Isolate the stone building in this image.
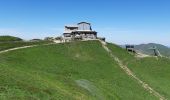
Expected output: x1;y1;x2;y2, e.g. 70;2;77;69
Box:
63;22;97;42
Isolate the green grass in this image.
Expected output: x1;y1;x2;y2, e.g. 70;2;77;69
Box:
0;36;22;42
0;41;156;100
0;41;52;51
108;43;170;99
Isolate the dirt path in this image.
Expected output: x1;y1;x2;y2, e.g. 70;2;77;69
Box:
0;40;166;99
0;43;55;54
99;40;166;100
135;50;150;58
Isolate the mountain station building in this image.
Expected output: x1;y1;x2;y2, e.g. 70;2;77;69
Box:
63;22;98;42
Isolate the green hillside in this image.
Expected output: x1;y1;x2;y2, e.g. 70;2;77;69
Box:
0;36;23;42
108;43;170;99
0;41;52;51
0;35;52;51
0;41;157;100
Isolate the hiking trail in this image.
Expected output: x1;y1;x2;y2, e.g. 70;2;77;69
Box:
0;43;55;54
99;40;166;100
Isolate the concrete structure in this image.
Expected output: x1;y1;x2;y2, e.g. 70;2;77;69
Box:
149;46;162;57
126;45;136;53
63;22;97;42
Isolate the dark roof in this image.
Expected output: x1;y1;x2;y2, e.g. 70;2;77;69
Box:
65;26;78;28
73;30;96;33
78;22;91;25
72;31;97;35
126;45;135;48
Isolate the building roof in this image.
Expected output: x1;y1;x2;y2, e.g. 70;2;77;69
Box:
63;22;96;34
64;30;97;33
78;22;91;25
64;30;73;33
75;30;96;32
65;25;78;28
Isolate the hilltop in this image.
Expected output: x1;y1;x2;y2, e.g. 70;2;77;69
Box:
0;40;170;100
0;36;52;51
0;36;23;42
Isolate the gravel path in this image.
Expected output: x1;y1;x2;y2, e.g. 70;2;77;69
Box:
100;40;166;100
0;40;166;100
0;43;56;54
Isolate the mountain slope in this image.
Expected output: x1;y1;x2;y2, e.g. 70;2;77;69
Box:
0;40;52;51
0;41;156;100
0;36;23;42
135;43;170;57
108;43;170;99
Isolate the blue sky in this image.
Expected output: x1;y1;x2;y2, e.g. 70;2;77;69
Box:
0;0;170;46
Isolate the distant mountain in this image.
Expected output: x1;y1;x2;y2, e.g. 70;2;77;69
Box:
135;43;170;57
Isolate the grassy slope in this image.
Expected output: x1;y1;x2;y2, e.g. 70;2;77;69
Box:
108;43;170;99
0;41;52;51
0;41;155;100
0;36;22;42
